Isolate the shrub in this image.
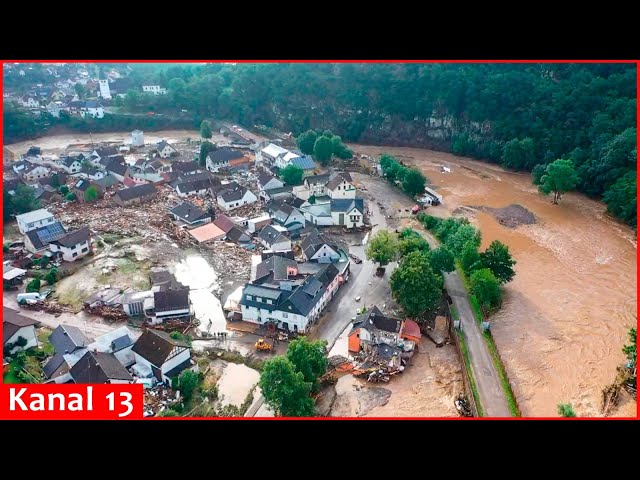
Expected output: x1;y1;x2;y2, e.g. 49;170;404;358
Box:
26;278;41;293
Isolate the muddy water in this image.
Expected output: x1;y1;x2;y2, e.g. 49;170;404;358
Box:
173;254;227;335
353;145;637;417
216;363;259;407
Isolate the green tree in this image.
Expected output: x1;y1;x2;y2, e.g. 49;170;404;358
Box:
11;184;41;214
84;185;98;203
469;268;502;311
460;241;482;274
50;174;61;189
402;169;427;197
539;159;580;204
280;164;304;186
390;251;442;317
199;140;216;167
296;129;318;155
286;337;328;391
3;188;14;220
39;256;50;268
434;218;462;243
331;135;353;159
502;137;536;170
74;83;87;100
44;268;57;285
480;240;516;284
259;356;314;417
158;409;180;417
531;163;547;185
557;403;577;418
65;192;76;202
313;136;333;165
200;120;213;139
398;234;430;258
59;185;69;194
175;370;200;401
603;171;636;227
622;327;636;370
446;223;481;257
26;278;41;293
366;230;399;266
428;246;455;273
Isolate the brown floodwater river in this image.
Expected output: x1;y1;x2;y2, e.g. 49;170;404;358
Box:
353;145;637;417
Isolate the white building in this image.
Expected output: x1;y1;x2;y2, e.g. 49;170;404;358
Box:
303;174;331;196
83;101;104;118
144;289;192;325
142;85;167;95
132;329;195;385
87;326;137;368
156;140;177;158
46;101;64;118
98;79;112;99
131;130;144;147
330;199;365;228
122;290;154;316
216;183;258;211
13;161;50;181
3;308;39;355
60;156;83;174
325;172;356;199
19;95;40;108
16;209;56;234
258;225;291;251
256;143;289;165
48;227;92;262
240;262;341;333
300;232;341;262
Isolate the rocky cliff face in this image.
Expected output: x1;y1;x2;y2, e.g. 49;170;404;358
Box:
266;106;488;151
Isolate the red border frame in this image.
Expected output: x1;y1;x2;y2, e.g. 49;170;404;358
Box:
1;59;638;420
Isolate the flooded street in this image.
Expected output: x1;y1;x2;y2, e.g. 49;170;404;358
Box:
5;129;201;156
353;145;637;417
216;363;259;407
173;254;227;335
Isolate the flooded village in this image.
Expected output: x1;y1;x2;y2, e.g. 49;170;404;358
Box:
2;63;636;419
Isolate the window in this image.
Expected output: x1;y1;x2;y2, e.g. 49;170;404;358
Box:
338;186;341;190
246;295;252;301
72;252;78;257
266;299;272;305
282;312;288;318
81;247;88;253
257;297;262;303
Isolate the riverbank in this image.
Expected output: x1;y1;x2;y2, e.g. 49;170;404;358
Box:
352;144;637;417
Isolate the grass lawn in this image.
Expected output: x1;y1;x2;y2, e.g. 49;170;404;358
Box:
3;360;21;384
37;328;55;356
483;330;521;417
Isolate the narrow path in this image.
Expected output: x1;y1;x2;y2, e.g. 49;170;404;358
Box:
416;226;511;416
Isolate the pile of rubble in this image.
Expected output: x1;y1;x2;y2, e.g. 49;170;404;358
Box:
83;305;129;323
199;242;253;281
19;300;72;315
351;349;407;383
143;384;181;417
49;186;181;243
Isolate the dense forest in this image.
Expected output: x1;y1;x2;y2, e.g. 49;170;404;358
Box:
4;63;637;225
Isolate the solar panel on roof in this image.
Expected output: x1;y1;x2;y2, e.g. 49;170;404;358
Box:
36;222;66;243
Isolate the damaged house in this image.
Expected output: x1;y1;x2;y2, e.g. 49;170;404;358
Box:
169;201;212;226
348;306;422;355
131;329;197;385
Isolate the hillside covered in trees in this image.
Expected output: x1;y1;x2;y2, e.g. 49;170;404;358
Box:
5;63;637;225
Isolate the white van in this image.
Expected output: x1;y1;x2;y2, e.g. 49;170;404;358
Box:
17;292;43;304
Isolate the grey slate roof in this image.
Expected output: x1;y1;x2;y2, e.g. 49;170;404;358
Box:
170;201;209;223
172;161;200;173
259;225;289;247
207;147;245;164
255;255;297;282
93;174;120;189
331;198;364;213
226;226;251;244
114;183;156;202
3;307;38;343
351;306;400;335
301;231;337;259
258;171;277;188
218;182;249;202
177;178;215;194
62;156;81;168
52;227;91;248
50;324;91;354
304;174;330;186
153;289;190;313
132;329;188;367
70;350;132;383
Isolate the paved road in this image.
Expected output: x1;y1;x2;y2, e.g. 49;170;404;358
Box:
412;213;511;416
444;272;511;417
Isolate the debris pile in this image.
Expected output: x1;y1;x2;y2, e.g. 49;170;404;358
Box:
454;393;473;417
84;305;129;323
143;384;181;417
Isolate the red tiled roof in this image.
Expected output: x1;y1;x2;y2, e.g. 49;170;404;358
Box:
401;319;421;339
